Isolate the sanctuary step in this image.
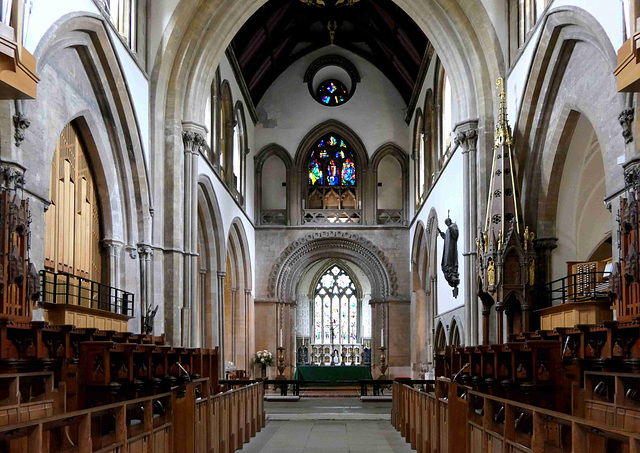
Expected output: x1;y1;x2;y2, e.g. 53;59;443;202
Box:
265;397;392;420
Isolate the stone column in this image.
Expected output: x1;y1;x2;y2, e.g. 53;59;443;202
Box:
230;288;237;361
454;122;479;346
103;240;123;290
200;268;208;347
217;271;226;378
534;237;558;293
182;123;206;346
244;289;252;372
137;245;153;333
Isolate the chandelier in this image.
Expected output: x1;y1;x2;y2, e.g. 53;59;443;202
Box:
299;0;361;7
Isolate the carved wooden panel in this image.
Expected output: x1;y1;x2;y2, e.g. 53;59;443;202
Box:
44;123;104;283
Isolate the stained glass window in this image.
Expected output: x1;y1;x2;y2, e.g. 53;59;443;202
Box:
308;134;356;186
313;266;359;345
316;80;348;106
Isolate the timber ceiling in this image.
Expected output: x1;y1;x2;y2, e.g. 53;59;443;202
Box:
230;0;430;106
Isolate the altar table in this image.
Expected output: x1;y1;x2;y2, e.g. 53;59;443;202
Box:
293;365;372;385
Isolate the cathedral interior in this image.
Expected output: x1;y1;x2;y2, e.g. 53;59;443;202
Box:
0;0;639;452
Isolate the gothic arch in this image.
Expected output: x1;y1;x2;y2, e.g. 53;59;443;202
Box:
220;80;234;182
515;6;625;235
254;144;293;225
412;221;428;290
26;14;152;246
449;315;464;347
372;143;410;225
267;231;398;302
434;320;447;350
292;120;370;224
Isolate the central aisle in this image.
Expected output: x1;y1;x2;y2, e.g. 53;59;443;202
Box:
239;398;415;453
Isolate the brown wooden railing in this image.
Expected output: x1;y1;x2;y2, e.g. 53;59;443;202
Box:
392;380;640;453
0;378;265;453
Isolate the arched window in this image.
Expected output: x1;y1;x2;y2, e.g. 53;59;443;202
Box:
44;123;105;283
441;75;452;158
305;133;358;221
413;110;424;206
233;102;248;204
313;265;359;345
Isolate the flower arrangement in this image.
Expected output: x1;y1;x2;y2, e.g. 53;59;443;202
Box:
254;350;274;367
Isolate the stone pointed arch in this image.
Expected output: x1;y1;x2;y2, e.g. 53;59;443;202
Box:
254;144;293;225
514;6;625;234
31;13;152;247
267;231;398;302
197;175;227;271
372;143;410;225
227;218;253;292
412;221;428;291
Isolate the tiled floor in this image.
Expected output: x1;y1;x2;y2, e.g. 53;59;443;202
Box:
239;420;415;453
239;398;415;453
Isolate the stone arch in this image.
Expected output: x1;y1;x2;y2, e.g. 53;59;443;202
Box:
220;80;235;182
449;315;464;347
11;13;152;309
150;0;504;254
434;319;447;350
267;231;398;303
412;221;428;291
293;119;370;225
233;101;249;203
197;175;226;348
372;143;410;225
413;108;424;205
254;144;293;225
423;89;435;191
515;6;625;236
224;217;253;371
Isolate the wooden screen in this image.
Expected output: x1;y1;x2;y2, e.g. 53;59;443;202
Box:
44;123;104;282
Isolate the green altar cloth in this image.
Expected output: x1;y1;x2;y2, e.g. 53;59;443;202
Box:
293;365;372;385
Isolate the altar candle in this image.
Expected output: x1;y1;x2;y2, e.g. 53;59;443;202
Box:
381;329;384;348
280;328;283;347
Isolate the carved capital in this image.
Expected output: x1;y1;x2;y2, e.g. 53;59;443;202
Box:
125;245;138;259
13;113;30;147
624;159;640;192
454;128;478;152
0;164;25;190
181;130;209;155
103;239;123;256
619;107;634;144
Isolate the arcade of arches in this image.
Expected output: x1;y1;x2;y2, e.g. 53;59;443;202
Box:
1;0;639;451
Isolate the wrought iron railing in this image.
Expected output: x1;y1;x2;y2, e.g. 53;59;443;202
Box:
40;270;134;317
541;270;613;308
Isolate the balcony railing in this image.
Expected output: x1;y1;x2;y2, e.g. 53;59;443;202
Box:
40;270;134;317
541;270;613;308
260;209;287;225
377;209;404;225
303;209;361;224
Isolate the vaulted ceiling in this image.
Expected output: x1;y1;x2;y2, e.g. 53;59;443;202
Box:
230;0;430;106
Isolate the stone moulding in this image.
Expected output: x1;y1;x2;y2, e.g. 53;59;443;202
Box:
267;231;398;302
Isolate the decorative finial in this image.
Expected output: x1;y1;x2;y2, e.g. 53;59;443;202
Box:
328;20;337;44
495;77;512;146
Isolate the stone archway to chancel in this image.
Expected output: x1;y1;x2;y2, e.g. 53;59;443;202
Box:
293;258;373;368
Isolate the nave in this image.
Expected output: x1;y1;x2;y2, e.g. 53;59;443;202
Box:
242;399;412;453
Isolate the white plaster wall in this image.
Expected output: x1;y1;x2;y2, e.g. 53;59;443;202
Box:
254;47;410;157
480;0;508;60
147;0;181;71
27;0;150;167
508;0;624;131
411;149;465;315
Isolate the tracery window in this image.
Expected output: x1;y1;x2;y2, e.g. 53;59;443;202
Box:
104;0;139;51
305;133;359;223
316;80;348;106
313;266;359;345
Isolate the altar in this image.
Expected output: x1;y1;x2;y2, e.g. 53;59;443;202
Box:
293;365;372;386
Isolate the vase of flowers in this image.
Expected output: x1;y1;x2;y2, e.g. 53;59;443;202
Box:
254;350;274;378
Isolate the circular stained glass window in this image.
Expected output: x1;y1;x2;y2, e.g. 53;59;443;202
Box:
316;79;349;106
